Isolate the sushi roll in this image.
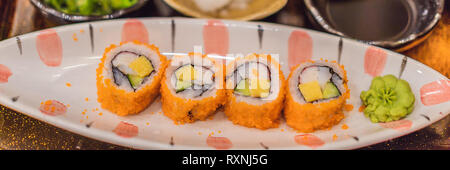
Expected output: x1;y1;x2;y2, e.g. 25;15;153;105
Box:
224;54;285;129
96;41;168;116
160;53;226;124
284;60;350;132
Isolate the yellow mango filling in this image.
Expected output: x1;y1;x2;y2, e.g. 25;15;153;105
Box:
298;81;323;102
129;56;154;77
250;78;271;98
175;65;197;81
235;78;271;98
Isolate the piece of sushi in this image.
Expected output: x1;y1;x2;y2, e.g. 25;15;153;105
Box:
284;60;350;132
160;52;226;124
96;41;168;116
224;54;285;129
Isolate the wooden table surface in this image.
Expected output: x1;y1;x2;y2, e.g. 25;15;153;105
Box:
0;0;448;150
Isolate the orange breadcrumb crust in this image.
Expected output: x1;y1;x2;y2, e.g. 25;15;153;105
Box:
284;60;350;132
160;53;226;124
224;54;286;130
96;41;168;116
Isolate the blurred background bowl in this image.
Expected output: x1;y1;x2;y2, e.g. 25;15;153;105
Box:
30;0;149;23
163;0;287;21
304;0;445;52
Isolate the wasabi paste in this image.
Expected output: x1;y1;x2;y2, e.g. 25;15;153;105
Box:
360;75;415;123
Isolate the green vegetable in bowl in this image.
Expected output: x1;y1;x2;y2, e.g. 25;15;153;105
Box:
43;0;138;16
360;75;415;123
111;0;138;10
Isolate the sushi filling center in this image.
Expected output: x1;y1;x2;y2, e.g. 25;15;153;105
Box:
111;51;154;90
173;64;215;97
233;62;271;98
298;66;342;103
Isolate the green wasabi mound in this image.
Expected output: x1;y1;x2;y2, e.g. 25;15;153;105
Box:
360;74;415;123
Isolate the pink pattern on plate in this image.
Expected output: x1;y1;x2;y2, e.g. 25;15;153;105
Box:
0;64;12;83
364;46;387;77
420;79;450;106
113;121;139;138
379;120;412;132
39;100;67;116
206;136;233;150
121;19;149;43
36;29;63;67
288;30;312;70
294;134;325;149
203;20;229;56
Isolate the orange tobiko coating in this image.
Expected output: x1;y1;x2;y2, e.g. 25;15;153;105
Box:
96;41;168;116
224;54;286;130
284;60;350;132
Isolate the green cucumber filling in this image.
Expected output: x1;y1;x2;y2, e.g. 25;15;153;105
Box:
235;79;251;96
176;80;193;93
127;74;144;89
323;82;340;99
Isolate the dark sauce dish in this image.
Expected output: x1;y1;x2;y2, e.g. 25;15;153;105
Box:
304;0;445;52
30;0;149;23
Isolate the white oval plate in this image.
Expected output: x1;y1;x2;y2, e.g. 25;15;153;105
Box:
0;17;448;150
